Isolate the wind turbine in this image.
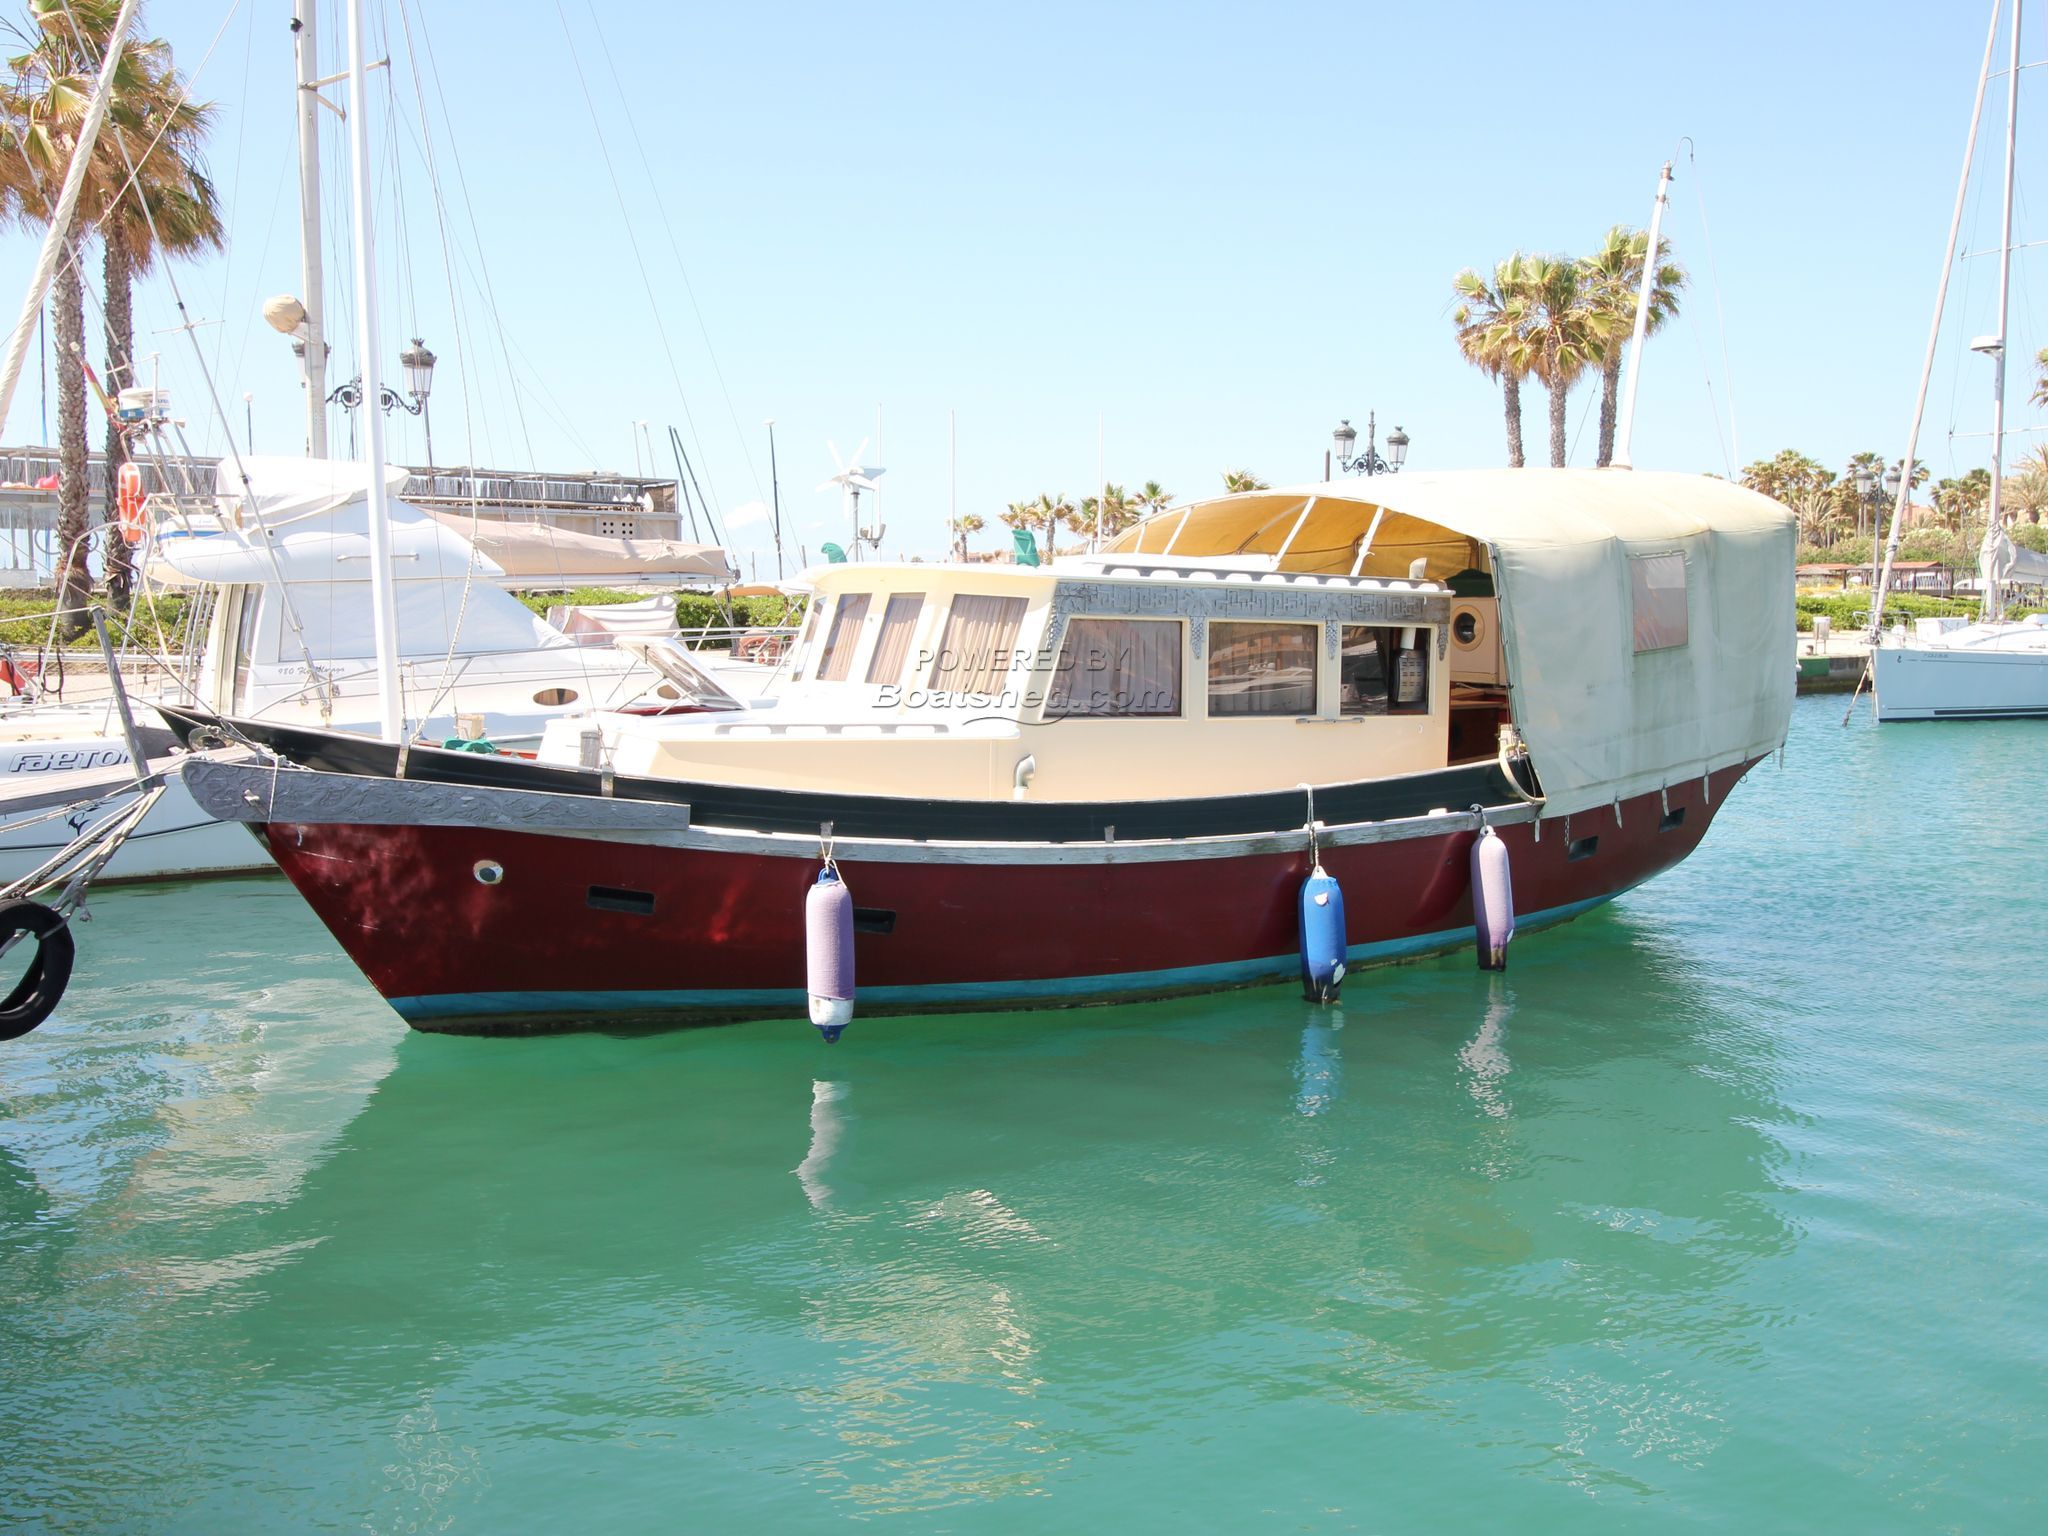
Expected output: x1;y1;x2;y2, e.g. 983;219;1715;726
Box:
817;437;886;560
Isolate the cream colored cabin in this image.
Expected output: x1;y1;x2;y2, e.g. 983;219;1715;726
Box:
540;471;1795;820
541;550;1506;801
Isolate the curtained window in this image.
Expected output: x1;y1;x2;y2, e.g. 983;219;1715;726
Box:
815;593;871;682
1208;621;1316;716
865;594;925;684
1631;553;1689;651
929;594;1028;693
1046;617;1182;717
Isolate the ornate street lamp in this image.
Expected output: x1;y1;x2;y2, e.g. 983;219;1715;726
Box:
1333;411;1409;476
328;335;437;466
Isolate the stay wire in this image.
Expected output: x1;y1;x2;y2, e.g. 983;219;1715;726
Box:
584;0;763;506
552;0;721;516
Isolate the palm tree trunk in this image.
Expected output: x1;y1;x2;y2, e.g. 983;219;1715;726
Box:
1043;511;1056;562
1503;375;1524;468
1597;353;1621;467
1548;381;1569;468
102;225;134;605
54;249;91;634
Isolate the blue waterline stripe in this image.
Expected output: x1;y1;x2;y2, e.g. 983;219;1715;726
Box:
390;892;1619;1023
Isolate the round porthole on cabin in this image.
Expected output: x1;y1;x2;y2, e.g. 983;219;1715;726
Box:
473;860;505;886
1453;609;1482;649
533;687;580;706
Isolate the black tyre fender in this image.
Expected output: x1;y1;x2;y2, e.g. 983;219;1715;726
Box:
0;899;75;1040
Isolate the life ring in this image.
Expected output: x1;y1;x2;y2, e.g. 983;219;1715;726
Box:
0;899;75;1040
116;461;147;546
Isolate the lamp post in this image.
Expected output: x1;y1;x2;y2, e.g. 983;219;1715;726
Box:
327;335;435;465
1332;412;1409;477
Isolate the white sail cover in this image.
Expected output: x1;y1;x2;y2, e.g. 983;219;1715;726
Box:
1981;523;2048;589
1105;470;1796;818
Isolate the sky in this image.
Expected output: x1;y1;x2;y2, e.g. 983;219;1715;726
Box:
1;0;2038;575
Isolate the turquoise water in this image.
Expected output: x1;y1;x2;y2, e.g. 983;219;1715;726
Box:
2;695;2043;1532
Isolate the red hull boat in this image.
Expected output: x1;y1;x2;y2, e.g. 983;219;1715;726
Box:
172;471;1795;1037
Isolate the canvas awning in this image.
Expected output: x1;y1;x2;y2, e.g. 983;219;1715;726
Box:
1104;470;1796;817
425;513;736;588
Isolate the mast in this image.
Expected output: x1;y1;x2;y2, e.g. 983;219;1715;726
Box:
294;0;329;457
766;419;784;579
0;0;141;434
1981;0;2024;622
1609;159;1673;471
1870;0;2003;642
345;0;404;742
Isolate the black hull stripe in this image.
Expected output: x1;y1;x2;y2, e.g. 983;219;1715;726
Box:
159;705;1524;843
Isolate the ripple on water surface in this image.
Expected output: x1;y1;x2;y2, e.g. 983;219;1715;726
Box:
1;698;2044;1532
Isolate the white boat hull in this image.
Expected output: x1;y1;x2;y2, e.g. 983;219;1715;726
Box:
0;758;272;885
1874;629;2048;720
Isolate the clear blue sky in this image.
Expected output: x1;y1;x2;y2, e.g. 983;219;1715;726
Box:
2;0;2035;572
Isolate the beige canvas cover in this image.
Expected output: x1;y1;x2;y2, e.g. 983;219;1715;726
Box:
424;511;737;587
1104;469;1795;817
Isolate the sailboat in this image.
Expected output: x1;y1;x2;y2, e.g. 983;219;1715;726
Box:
0;1;766;882
1872;0;2048;720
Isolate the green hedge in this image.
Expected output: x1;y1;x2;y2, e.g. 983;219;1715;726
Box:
1795;591;2045;631
0;591;194;650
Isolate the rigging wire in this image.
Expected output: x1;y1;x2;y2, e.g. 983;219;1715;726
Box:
402;0;536;464
583;0;764;506
1683;139;1740;471
551;0;723;518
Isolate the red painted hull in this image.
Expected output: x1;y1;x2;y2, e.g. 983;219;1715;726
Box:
251;761;1760;1033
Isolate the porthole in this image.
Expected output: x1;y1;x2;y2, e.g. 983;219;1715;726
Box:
1453;609;1482;648
533;687;579;707
654;683;682;701
474;860;505;886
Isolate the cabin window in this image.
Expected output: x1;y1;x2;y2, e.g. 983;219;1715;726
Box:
1341;626;1430;715
1046;617;1182;718
1631;552;1689;652
929;594;1029;693
815;593;872;682
865;594;925;684
1208;621;1316;716
790;600;825;679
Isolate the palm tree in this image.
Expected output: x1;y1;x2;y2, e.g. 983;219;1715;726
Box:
1518;254;1609;468
1451;253;1534;467
1074;483;1140;543
2032;347;2048;410
951;511;985;561
1222;469;1267;493
998;494;1071;562
2005;445;2048;524
1;0;220;623
1137;479;1172;517
1580;225;1685;467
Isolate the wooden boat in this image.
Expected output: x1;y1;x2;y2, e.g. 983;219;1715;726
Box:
174;470;1794;1034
